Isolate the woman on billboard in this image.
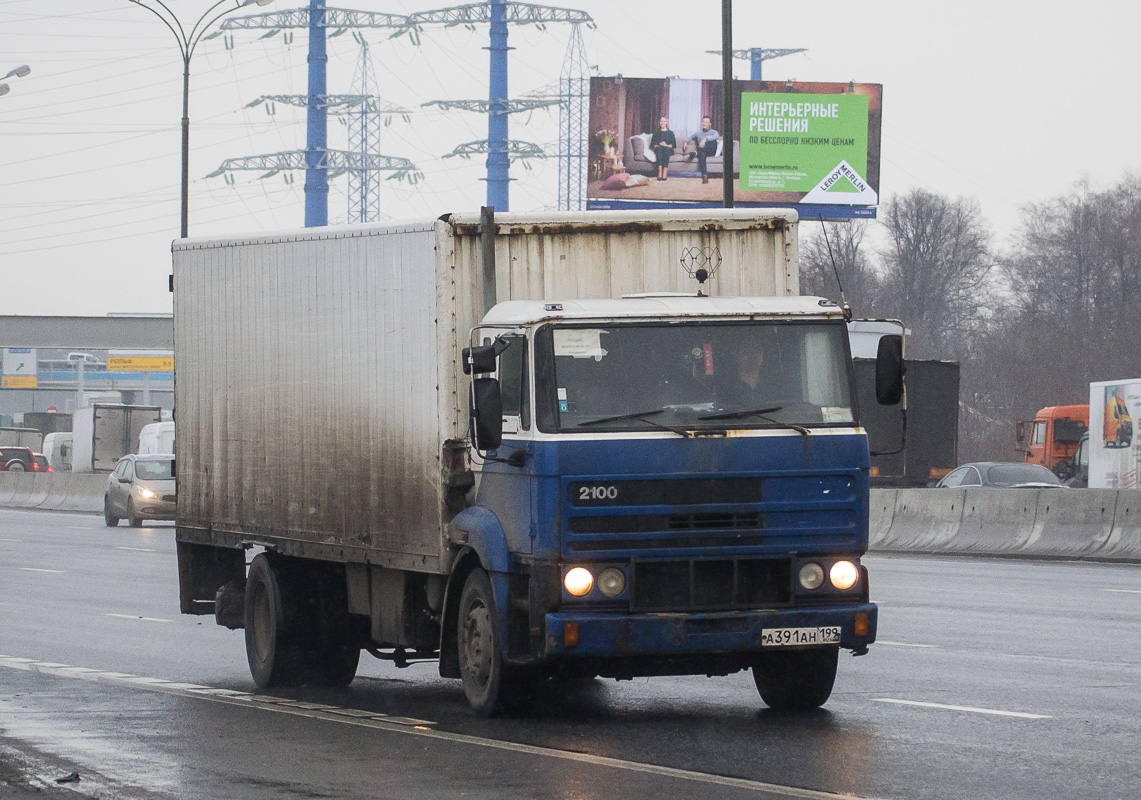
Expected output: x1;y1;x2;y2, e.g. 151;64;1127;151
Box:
650;116;676;181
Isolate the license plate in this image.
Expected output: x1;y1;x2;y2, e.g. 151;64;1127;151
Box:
761;626;841;647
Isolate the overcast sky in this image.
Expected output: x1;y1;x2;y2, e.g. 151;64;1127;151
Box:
1;0;1138;317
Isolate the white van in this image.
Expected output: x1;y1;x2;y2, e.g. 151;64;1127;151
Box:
137;421;174;455
42;432;73;472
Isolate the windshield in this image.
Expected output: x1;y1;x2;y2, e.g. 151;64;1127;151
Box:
987;464;1060;486
534;320;855;433
135;459;173;480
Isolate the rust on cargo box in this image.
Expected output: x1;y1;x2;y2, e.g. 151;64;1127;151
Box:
451;217;787;238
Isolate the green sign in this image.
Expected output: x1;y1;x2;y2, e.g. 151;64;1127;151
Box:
739;93;876;205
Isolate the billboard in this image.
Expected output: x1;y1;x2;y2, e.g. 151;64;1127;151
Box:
1089;380;1141;488
587;77;882;217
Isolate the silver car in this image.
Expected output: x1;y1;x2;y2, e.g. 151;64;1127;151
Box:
104;454;175;527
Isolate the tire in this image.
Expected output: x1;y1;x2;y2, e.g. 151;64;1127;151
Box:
244;554;304;688
307;641;361;687
303;568;361;688
752;647;839;710
458;569;507;716
6;461;25;472
103;495;120;527
127;499;143;528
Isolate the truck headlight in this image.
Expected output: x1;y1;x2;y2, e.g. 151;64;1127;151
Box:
798;562;825;590
830;561;859;590
564;567;594;597
597;567;626;597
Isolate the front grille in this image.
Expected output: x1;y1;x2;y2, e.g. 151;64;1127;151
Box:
632;558;790;611
570;512;761;534
162;494;176;502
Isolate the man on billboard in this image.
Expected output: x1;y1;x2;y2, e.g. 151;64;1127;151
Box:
684;115;720;185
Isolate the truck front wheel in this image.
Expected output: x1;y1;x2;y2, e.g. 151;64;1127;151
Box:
458;569;513;716
752;647;839;710
244;554;304;687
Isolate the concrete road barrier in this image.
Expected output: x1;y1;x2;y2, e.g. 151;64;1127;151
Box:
953;489;1038;554
868;488;897;547
1024;489;1118;558
1103;493;1141;560
57;474;106;513
880;488;965;551
6;473;38;508
0;472;105;514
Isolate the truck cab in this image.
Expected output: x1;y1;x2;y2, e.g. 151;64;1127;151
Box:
1016;404;1089;476
454;296;894;713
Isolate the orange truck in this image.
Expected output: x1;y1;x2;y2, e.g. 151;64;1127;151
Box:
1016;405;1089;476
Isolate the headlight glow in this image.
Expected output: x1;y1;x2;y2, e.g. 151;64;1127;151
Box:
563;567;594;597
597;567;626;597
139;488;157;499
830;560;860;590
798;562;825;590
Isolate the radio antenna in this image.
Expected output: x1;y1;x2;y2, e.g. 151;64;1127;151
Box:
819;215;852;321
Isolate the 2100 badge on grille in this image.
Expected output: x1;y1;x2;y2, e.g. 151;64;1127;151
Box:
761;626;841;647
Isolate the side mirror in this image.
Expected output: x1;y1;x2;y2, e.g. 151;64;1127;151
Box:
463;336;512;375
463;345;498;375
1015;419;1025;444
874;334;904;406
471;377;503;451
119;476;131;484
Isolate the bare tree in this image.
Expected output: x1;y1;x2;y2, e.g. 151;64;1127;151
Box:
799;220;881;316
877;190;993;360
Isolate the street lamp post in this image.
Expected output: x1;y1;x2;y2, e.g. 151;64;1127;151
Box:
0;64;31;97
126;0;273;239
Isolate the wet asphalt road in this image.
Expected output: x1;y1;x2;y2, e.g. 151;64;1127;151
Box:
1;507;1140;800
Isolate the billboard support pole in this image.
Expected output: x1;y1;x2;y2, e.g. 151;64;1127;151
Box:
721;0;734;208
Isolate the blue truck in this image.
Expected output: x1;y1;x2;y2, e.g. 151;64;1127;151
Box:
173;210;898;715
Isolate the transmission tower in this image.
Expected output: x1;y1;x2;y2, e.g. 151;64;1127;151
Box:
409;1;592;211
558;24;588;210
218;1;591;223
706;47;807;80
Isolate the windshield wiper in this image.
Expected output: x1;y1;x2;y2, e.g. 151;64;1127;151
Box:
698;405;810;436
577;408;693;438
698;405;784;421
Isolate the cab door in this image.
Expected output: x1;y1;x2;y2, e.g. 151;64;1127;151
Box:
473;332;533;555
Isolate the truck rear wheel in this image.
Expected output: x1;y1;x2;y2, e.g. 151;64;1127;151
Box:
244;554;304;687
752;647;838;710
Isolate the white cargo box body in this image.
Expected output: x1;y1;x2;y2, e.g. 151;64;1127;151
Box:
1088;378;1141;488
172;210;799;574
71;404;163;473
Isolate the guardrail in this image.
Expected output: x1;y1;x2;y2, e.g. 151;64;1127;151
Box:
870;488;1141;561
0;471;105;513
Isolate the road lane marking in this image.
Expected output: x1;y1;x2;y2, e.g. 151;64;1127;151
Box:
876;640;938;648
67;526;91;530
19;567;65;574
1103;589;1141;594
873;698;1051;719
115;546;157;552
0;654;888;799
105;613;172;623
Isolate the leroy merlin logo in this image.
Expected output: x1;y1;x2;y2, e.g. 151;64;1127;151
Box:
801;160;878;205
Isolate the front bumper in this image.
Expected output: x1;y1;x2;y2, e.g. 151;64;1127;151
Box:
544;602;877;657
134;500;176;519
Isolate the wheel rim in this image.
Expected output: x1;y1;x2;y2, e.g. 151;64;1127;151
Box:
461;599;493;690
251;581;274;662
9;463;24;472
